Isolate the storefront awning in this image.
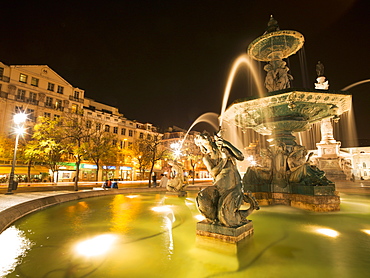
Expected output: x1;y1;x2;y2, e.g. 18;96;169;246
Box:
0;166;49;175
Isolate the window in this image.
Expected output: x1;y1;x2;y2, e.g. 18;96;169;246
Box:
15;106;24;113
47;83;55;91
57;85;64;94
113;127;118;134
31;77;39;87
27;109;35;122
19;73;27;83
128;130;133;137
96;123;101;130
139;132;144;139
29;92;37;103
147;134;151;140
45;97;53;107
121;128;126;135
71;104;78;113
44;112;51;118
16;89;26;100
74;91;79;99
128;142;132;149
55;99;63;110
86;120;92;128
105;125;110;132
54;115;60;120
112;140;117;146
120;141;125;148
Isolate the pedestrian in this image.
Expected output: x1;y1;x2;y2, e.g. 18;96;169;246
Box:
102;180;108;189
159;173;168;188
152;174;157;187
111;180;118;189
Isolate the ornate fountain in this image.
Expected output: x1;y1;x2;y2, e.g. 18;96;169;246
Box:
221;16;352;211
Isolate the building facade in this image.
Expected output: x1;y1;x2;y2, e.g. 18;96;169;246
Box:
0;62;161;182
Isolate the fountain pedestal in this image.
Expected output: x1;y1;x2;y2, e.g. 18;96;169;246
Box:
315;118;347;180
196;221;254;243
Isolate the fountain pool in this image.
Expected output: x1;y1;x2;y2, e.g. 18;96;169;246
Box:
1;191;370;277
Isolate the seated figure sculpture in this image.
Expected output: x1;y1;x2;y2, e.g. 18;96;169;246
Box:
194;132;259;227
243;148;273;186
166;160;187;192
287;145;333;186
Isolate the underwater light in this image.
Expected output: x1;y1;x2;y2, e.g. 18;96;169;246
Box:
315;228;339;238
75;234;117;257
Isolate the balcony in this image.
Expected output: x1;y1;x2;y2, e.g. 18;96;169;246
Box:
16;95;26;102
0;91;8;99
69;95;84;103
0;75;10;82
26;98;39;105
54;105;64;112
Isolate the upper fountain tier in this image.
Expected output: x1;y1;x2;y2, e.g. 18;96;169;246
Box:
247;16;305;62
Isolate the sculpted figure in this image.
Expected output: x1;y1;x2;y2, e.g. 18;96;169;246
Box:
316;61;325;77
287;145;333;186
271;142;289;187
264;60;293;92
194;132;259;227
243;148;272;185
166;160;187;192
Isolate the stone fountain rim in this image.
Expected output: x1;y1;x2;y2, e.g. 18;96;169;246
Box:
229;87;351;105
247;29;305;61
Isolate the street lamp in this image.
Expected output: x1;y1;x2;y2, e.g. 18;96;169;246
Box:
6;112;27;194
170;141;182;159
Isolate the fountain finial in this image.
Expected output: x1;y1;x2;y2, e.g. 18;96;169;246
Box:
315;61;329;90
264;15;280;34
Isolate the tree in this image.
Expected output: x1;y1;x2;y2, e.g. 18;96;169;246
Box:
132;135;167;186
60;113;96;191
131;139;152;181
181;136;203;184
0;135;15;160
25;117;67;182
84;128;118;181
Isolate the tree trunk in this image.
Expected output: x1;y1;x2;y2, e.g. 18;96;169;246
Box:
192;165;195;185
27;160;31;183
95;164;99;182
74;159;80;191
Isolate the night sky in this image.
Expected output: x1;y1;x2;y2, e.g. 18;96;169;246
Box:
1;0;369;144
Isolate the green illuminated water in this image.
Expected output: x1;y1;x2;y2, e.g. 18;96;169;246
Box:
1;192;370;277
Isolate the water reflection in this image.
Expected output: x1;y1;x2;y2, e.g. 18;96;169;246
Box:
0;227;33;277
315;228;340;238
75;234;118;257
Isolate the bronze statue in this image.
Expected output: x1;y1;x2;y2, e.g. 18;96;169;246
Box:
194;132;259;227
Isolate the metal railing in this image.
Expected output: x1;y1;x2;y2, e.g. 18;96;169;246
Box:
0;75;10;82
69;95;84;103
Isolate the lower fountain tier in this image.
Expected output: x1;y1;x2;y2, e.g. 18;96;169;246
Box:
252;191;340;212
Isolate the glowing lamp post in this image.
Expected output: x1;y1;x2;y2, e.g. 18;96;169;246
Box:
170;142;182;159
6;113;27;194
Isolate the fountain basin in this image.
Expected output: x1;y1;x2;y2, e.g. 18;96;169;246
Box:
1;191;370;277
